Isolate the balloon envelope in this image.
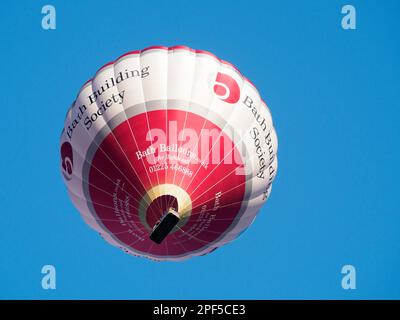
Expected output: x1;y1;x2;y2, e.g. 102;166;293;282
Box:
60;46;278;261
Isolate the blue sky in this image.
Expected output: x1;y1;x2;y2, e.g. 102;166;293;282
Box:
0;0;399;299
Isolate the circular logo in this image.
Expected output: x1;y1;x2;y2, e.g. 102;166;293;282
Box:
213;72;240;104
60;141;73;180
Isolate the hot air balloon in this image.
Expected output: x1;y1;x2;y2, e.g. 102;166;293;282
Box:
60;45;278;261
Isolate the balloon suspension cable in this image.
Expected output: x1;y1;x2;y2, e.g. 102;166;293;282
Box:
149;208;180;244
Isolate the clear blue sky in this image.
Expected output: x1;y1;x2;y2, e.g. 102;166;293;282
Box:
0;0;399;299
